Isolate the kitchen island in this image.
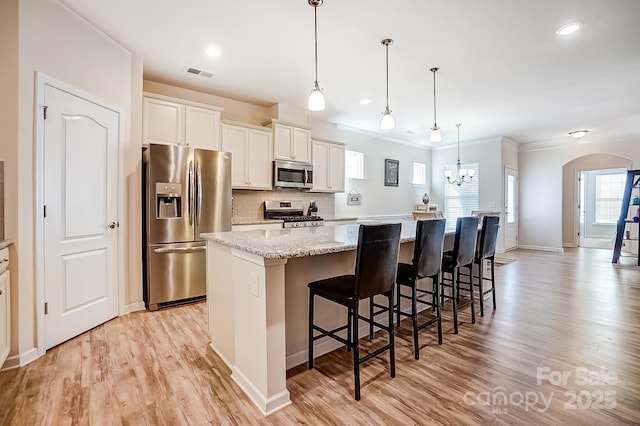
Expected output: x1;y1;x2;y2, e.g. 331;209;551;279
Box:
202;222;419;415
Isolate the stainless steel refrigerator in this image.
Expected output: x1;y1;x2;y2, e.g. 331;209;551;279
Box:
143;143;231;310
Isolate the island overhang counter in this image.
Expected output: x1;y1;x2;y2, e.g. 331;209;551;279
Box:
202;222;419;415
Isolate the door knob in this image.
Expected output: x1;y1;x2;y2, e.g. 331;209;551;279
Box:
108;222;117;229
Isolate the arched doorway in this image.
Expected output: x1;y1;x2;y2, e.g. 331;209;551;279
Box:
562;154;632;248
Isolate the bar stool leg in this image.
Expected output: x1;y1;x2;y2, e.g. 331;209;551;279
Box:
308;291;315;369
491;258;497;310
468;264;476;324
411;282;419;359
369;298;374;339
452;267;459;334
434;274;443;345
388;292;396;378
353;302;361;401
478;260;485;317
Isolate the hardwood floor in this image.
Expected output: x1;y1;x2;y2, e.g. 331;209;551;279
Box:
1;248;639;425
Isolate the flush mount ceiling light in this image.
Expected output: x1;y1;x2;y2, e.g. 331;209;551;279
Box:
445;123;475;186
569;129;589;139
359;98;371;105
380;38;395;130
556;21;583;35
429;67;442;142
205;46;221;57
307;0;325;111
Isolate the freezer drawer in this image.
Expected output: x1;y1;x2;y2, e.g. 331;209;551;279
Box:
146;241;206;310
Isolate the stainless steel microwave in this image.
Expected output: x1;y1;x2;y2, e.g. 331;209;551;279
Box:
273;160;313;189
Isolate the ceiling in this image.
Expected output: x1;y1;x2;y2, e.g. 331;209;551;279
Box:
61;0;640;147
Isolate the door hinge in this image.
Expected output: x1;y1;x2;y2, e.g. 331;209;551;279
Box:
44;205;47;217
43;105;48;120
44;302;48;315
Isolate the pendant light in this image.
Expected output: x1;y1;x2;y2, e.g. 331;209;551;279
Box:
429;67;442;142
307;0;325;111
380;38;395;130
445;123;475;186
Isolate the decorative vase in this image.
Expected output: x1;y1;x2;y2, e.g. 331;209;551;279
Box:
422;193;430;204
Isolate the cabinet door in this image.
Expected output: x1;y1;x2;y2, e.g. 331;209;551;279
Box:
185;106;221;150
329;143;345;192
273;123;293;160
0;270;9;367
221;124;249;188
312;140;330;191
247;130;273;189
143;97;183;145
292;128;312;163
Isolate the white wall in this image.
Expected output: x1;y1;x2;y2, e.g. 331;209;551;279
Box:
520;138;639;250
12;0;133;362
432;137;507;250
307;119;431;218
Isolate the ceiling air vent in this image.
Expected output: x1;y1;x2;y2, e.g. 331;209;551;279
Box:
186;67;214;78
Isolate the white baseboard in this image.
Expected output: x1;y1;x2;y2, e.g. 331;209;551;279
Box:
518;245;564;253
1;347;40;371
123;301;146;314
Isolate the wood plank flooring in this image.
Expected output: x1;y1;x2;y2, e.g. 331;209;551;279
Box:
1;248;639;425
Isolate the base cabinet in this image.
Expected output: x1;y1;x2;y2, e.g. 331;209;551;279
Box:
312;138;345;192
0;247;10;368
221;121;272;190
143;94;222;150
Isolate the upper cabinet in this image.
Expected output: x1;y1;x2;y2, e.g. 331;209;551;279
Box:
265;119;312;163
143;93;222;150
221;120;273;190
312;138;345;193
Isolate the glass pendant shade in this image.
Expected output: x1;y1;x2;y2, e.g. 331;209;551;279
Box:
381;107;395;130
430;127;442;142
308;83;325;111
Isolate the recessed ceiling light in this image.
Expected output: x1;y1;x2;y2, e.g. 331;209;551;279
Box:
569;130;588;139
205;46;222;57
556;21;583;36
359;98;371;105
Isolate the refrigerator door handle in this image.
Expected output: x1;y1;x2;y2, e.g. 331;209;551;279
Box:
188;160;195;225
196;162;203;225
153;246;206;254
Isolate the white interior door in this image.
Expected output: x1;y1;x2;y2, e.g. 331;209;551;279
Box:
504;167;518;250
43;84;119;349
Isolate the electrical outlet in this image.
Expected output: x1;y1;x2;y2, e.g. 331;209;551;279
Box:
250;273;259;297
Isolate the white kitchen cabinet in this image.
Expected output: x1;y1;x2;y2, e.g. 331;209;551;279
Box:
0;247;10;368
143;93;222;150
221;120;272;190
312;138;345;192
266;119;312;163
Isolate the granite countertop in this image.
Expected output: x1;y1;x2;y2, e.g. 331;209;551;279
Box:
0;240;13;250
202;221;418;259
232;219;284;226
322;216;358;222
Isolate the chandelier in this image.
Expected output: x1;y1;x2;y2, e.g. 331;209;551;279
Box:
445;123;475;186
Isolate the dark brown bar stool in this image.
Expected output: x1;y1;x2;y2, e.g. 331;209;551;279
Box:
395;219;446;359
440;216;479;334
307;223;402;401
474;215;500;316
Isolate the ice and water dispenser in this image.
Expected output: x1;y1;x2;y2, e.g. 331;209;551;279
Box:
155;182;182;219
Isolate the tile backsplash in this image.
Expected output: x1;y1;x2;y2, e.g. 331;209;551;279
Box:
232;189;335;222
0;161;3;241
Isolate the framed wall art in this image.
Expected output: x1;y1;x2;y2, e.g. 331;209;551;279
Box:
384;158;399;187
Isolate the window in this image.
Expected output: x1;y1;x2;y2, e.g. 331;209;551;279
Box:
595;173;626;224
412;162;426;185
345;149;364;179
444;162;479;231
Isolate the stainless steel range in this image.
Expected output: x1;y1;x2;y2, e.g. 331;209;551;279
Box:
264;200;324;228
